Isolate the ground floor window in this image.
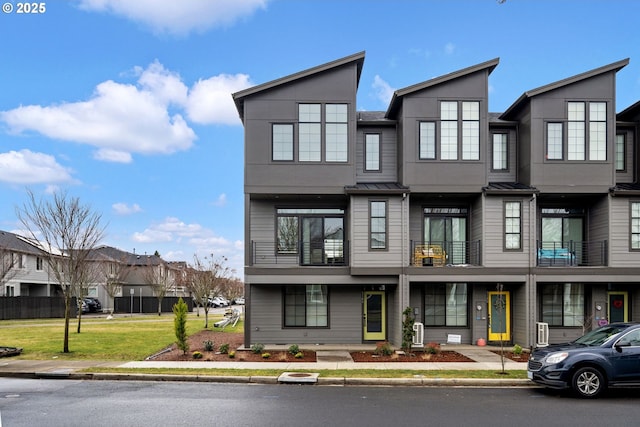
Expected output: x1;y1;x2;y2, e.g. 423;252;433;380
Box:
424;283;467;326
284;285;328;327
541;283;584;327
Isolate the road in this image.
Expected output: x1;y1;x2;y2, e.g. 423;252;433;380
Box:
1;379;640;427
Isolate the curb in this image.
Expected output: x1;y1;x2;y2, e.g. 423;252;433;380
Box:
0;371;535;387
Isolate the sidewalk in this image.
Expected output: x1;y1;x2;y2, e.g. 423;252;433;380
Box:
0;345;533;387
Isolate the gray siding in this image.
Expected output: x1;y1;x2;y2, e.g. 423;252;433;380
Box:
609;197;640;267
483;196;531;267
356;126;398;183
487;128;518;182
350;195;403;267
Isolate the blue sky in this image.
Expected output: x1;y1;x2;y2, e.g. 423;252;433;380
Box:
1;0;639;277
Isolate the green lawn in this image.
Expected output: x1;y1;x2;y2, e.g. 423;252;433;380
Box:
0;312;237;360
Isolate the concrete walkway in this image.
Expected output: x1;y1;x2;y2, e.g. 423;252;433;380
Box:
0;345;532;387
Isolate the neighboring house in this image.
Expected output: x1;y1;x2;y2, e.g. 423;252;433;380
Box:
0;230;54;297
233;51;640;348
0;232;187;310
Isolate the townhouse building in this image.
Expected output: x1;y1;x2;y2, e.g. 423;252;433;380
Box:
233;52;640;349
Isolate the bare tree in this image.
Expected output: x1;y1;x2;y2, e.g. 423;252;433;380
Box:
16;190;105;353
74;259;102;334
98;254;132;316
188;254;233;328
142;257;175;316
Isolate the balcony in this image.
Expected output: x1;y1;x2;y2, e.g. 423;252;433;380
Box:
251;240;349;266
537;241;607;267
411;241;481;267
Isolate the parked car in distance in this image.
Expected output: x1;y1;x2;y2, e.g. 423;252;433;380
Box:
83;297;102;313
211;296;229;307
233;297;245;305
528;322;640;398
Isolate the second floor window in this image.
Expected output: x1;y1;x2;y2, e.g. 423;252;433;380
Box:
365;134;380;171
504;201;521;250
272;124;294;161
631;202;640;250
36;256;43;270
369;200;387;250
299;104;321;161
325;104;348;162
492;133;508;170
616;134;626;171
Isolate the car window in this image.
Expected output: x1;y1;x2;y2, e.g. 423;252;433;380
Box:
617;330;640;347
574;325;628;346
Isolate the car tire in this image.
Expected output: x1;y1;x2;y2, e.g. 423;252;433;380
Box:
572;367;605;398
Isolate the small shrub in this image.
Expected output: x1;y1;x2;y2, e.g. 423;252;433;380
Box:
425;342;441;354
512;344;523;356
261;352;271;359
219;343;230;354
251;343;265;354
203;340;214;352
192;351;203;359
288;344;300;355
294;351;304;359
373;341;393;356
228;351;235;359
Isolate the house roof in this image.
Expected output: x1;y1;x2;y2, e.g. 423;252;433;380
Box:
344;183;410;195
91;245;164;266
617;99;640;121
482;182;538;195
610;183;640;196
500;58;630;120
385;58;499;119
0;230;47;255
357;111;396;126
232;51;366;122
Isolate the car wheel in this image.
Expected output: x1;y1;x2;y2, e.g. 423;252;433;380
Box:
572;367;605;398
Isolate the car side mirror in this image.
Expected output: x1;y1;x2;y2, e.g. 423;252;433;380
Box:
615;342;630;352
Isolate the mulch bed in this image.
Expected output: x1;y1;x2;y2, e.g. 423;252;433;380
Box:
350;351;474;362
148;330;474;363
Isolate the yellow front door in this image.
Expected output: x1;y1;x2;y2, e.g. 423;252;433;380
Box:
363;291;386;341
488;291;511;342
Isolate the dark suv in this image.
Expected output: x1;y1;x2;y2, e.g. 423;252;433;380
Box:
528;323;640;398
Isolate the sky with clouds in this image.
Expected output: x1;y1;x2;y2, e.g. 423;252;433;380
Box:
1;0;639;277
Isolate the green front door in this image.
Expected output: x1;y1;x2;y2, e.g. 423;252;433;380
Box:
363;291;386;341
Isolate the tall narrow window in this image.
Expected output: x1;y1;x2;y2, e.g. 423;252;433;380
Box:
504;201;521;250
440;101;458;160
589;102;606;161
36;256;43;271
272;124;293;161
325;104;348;162
365;134;380;171
284;285;328;327
462;101;480;160
492;133;508;170
547;122;563;160
568;102;585;160
299;104;321;161
419;122;436;159
616;134;626;171
370;200;387;250
631;202;640;250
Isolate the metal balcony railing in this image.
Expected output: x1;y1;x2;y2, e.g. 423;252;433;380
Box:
251;240;349;266
411;240;482;267
536;240;607;267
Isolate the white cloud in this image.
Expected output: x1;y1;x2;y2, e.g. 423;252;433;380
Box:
186;74;252;125
76;0;269;36
112;202;142;215
1;79;196;161
372;75;395;106
0;150;74;184
0;61;253;163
